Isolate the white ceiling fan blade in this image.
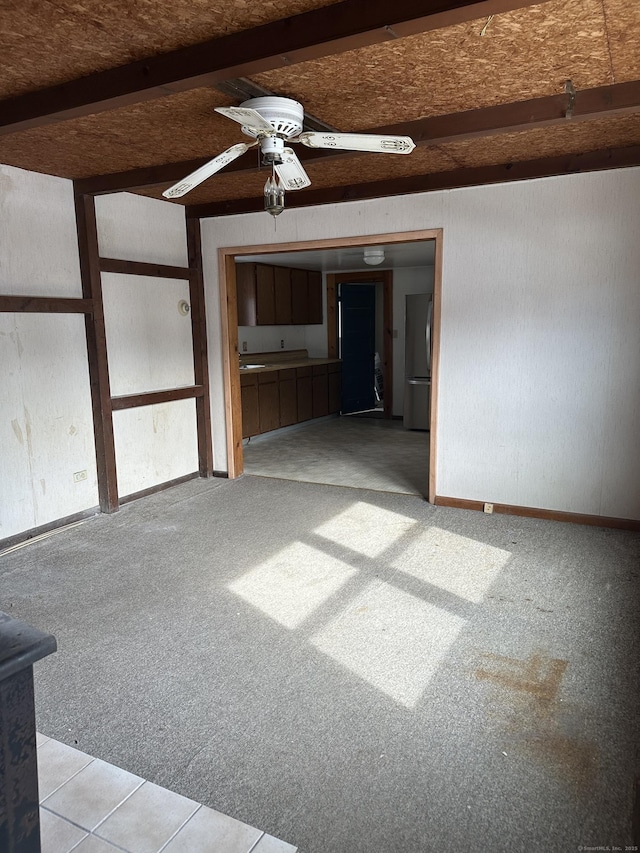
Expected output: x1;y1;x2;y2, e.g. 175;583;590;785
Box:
214;106;274;134
274;147;311;191
298;132;415;154
162;143;254;199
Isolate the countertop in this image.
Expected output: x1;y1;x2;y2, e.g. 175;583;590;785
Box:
239;357;341;375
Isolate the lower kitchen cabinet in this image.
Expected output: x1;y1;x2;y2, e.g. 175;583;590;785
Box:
258;373;280;434
312;364;329;419
296;367;313;422
328;364;341;414
240;374;260;439
240;362;341;439
279;369;297;427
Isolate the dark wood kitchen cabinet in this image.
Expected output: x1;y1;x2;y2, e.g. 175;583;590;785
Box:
279;368;297;427
240;373;260;439
291;269;323;325
312;364;329;418
258;372;280;433
307;271;323;324
290;268;309;325
241;361;340;438
255;264;275;325
328;362;342;414
236;263;275;326
237;262;323;326
274;266;292;325
296;367;313;422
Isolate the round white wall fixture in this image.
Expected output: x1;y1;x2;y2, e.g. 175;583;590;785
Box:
178;300;191;316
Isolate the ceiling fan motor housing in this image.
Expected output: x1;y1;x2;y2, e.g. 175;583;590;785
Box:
240;97;304;139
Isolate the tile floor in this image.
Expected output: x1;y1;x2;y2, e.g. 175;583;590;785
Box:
36;733;297;853
243;414;429;497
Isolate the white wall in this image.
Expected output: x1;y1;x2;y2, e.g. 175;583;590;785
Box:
392;266;435;416
0;165;99;539
239;324;306;355
201;167;640;520
95;193;198;497
1;179;200;540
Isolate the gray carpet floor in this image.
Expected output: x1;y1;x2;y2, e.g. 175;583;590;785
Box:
1;475;639;853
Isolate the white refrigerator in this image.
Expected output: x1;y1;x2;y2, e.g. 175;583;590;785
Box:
403;293;432;430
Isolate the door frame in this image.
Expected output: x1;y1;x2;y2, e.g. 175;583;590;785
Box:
218;228;443;503
327;270;393;419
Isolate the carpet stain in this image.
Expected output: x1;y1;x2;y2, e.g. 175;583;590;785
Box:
475;650;599;791
475;651;567;701
518;732;598;792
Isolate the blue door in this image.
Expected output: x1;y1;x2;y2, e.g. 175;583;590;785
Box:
340;283;376;414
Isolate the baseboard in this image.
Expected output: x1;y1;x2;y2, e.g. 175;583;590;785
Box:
0;507;101;553
434;495;640;531
213;470;229;478
119;472;200;505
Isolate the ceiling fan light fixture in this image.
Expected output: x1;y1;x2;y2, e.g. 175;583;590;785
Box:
364;247;385;265
163;97;416;209
264;172;285;217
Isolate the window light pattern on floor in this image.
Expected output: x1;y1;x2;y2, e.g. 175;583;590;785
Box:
228;499;512;709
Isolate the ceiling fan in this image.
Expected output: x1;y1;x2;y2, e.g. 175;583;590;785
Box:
162;96;416;215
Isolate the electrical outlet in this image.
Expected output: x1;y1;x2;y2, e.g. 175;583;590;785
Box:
242;341;247;352
73;470;87;483
483;502;494;514
280;339;285;348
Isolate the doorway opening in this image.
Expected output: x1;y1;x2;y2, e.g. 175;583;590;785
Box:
219;229;442;502
333;270;392;420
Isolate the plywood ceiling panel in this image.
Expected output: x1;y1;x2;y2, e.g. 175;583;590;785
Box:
0;0;638;208
252;0;614;128
443;113;640;166
0;0;340;98
602;0;640;82
0;89;242;177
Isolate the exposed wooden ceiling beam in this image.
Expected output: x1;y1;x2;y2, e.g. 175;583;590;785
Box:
185;144;640;218
74;79;640;196
1;0;543;136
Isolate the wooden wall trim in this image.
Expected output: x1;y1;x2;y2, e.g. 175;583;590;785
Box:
74;193;119;513
186;218;214;477
219;252;242;479
0;508;100;553
118;472;200;505
434;495;640;531
0;296;93;313
99;257;195;280
111;385;204;410
429;230;444;505
214;230;441;258
382;270;393;420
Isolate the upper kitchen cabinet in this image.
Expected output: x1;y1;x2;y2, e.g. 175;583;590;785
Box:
292;269;323;325
308;271;323;324
274;266;292;325
236;263;275;326
236;262;323;326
